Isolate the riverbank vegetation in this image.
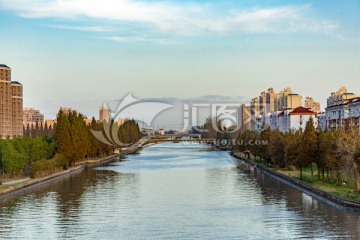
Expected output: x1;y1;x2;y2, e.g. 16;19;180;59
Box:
0;136;56;179
0;109;141;182
236;118;360;198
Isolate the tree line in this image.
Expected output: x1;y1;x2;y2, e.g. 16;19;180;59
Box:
55;109;141;167
236;118;360;193
23;122;54;138
0;109;142;180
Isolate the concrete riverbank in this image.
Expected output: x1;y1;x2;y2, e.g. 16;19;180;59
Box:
0;153;126;200
230;151;360;212
0;140;155;200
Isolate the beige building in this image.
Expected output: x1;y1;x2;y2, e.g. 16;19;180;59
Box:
327;86;357;107
305;97;321;113
45;119;57;129
266;88;277;113
23;107;44;127
285;94;302;109
99;105;111;123
60;107;78;115
259;91;267;115
0;64;23;137
326;87;359;131
275;87;299;111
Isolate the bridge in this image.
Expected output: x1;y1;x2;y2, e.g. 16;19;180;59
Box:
146;137;216;144
115;134;216;154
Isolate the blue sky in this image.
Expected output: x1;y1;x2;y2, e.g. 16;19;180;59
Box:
0;0;359;127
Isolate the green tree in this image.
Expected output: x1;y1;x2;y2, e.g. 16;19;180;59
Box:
300;117;318;181
55;110;73;165
268;129;285;167
285;130;303;178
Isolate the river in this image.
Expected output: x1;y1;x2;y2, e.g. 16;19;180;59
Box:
1;143;360;239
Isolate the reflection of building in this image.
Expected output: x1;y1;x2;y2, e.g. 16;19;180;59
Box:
0;64;23;137
99;105;111;123
23;108;44;127
325;87;359;131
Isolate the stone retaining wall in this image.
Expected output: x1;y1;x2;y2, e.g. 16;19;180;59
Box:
230;152;360;212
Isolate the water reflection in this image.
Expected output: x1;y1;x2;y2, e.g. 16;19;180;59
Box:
0;143;360;239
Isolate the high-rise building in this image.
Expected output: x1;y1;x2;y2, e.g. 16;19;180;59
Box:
0;64;23;137
99;104;111;123
276;87;293;111
305;97;321;113
23;107;44;127
259;91;267;115
285;94;302;109
266;88;277;113
325;87;359;131
327;86;356;107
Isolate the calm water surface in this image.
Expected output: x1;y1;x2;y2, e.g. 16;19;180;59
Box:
1;143;360;239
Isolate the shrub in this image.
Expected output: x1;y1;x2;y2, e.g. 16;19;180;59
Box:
30;154;69;178
288;165;297;171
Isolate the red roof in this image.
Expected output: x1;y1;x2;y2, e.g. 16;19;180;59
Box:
289;106;315;115
278;111;284;117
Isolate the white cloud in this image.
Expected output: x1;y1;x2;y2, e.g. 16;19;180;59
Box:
102;36;178;45
0;0;338;35
48;25;111;32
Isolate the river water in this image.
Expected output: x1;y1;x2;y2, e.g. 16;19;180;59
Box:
1;143;360;239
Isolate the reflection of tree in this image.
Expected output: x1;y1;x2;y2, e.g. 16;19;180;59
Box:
53;168;139;234
0;166;139;239
249;169;360;238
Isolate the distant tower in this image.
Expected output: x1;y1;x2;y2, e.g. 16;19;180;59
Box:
0;64;23;137
99;104;111;123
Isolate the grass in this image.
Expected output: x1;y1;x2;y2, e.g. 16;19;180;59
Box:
275;165;360;203
232;152;360;203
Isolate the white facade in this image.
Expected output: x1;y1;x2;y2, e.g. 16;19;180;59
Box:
318;113;327;131
269;107;317;133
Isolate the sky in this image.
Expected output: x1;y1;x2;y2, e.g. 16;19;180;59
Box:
0;0;359;129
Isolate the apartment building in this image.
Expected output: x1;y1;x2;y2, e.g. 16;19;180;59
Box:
0;64;23;137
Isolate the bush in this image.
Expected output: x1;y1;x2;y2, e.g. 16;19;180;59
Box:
288;165;297;171
30;154;69;178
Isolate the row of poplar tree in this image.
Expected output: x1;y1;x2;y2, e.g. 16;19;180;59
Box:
236;118;360;193
0;109;142;179
55;109;142;166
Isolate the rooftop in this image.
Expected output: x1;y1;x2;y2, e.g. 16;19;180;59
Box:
11;81;22;85
289;106;316;115
0;64;10;68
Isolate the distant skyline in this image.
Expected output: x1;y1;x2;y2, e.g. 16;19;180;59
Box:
0;0;359;127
